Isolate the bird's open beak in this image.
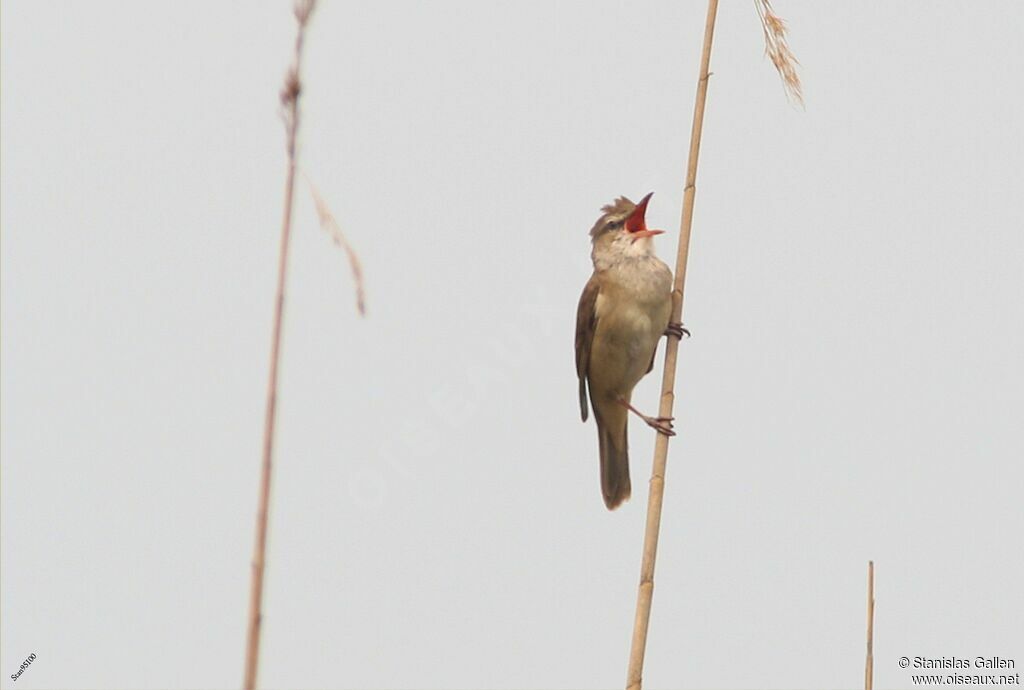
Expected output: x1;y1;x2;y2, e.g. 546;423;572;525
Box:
625;192;664;239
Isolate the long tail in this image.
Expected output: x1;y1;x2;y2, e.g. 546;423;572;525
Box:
596;403;631;510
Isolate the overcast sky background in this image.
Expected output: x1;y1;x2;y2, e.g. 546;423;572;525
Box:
2;1;1023;689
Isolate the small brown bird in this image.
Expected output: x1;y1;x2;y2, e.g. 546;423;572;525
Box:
575;193;685;510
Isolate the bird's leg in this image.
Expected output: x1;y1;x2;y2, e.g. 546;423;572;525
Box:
664;322;690;340
617;398;676;437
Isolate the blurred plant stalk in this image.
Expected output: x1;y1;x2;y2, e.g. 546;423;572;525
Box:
243;2;316;689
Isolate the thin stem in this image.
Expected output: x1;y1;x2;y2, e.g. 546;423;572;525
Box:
865;561;875;690
625;1;719;688
243;4;313;688
243;156;296;690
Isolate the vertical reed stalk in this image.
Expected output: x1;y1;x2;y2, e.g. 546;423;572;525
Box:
625;1;719;688
243;3;316;688
865;561;875;690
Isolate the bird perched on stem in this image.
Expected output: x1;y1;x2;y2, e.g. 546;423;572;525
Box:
575;193;687;510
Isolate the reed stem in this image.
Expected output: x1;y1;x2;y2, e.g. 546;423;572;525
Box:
625;1;719;688
243;3;315;688
865;560;875;690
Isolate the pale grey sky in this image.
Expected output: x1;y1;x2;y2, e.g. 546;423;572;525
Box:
2;1;1022;689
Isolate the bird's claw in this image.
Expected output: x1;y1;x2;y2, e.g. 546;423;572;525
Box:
665;322;690;340
643;415;676;437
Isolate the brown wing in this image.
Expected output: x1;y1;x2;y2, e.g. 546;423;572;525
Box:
575;274;600;422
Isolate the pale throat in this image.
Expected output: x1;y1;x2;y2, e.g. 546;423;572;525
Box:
592;234;658;272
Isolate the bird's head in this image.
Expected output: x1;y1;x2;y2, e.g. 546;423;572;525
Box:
589;192;664;267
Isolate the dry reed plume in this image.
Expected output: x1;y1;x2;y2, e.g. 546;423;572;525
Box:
306;176;367;316
755;0;803;105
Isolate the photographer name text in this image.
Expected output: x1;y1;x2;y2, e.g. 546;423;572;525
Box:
905;657;1015;670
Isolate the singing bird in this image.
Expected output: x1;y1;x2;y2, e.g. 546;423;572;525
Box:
575;193;686;510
